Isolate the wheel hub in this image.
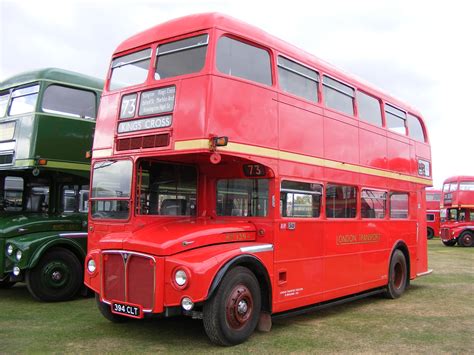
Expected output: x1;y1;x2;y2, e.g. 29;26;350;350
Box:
51;271;62;281
237;300;248;314
225;285;253;330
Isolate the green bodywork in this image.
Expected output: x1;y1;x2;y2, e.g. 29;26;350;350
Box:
0;68;102;282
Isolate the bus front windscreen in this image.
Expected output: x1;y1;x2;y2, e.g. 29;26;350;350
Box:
91;160;132;219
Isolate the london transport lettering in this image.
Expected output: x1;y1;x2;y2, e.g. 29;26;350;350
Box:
336;234;382;245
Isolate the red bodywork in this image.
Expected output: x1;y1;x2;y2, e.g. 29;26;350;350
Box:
85;13;432;318
440;176;474;243
426;189;441;238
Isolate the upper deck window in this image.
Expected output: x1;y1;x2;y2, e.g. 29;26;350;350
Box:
0;92;9;117
42;85;97;119
357;91;382;127
216;36;272;86
155;34;208;80
459;182;474;191
426;193;441;201
385;103;406;135
110;48;151;91
323;76;354;116
407;113;425;142
443;182;458;192
9;85;39;116
277;56;319;102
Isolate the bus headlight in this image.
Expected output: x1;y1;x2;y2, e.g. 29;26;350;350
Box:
181;297;194;311
16;250;22;261
174;269;188;287
87;259;96;274
7;244;13;256
13;266;20;276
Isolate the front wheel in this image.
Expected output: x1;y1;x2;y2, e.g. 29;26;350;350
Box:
26;248;83;301
427;228;434;240
458;231;474;247
442;240;457;247
203;266;261;346
384;249;408;299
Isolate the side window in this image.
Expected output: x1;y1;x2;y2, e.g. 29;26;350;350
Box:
385;103;406;135
0;92;9;117
216;36;272;86
9;85;39;116
61;185;90;213
326;184;357;218
390;192;409;219
407;113;425;142
280;180;322;218
42;85;97;119
357;91;382;126
277;56;319;102
426;213;435;221
155;34;208;80
1;176;24;212
361;190;386;219
323;76;354;116
216;179;269;217
459;182;474;191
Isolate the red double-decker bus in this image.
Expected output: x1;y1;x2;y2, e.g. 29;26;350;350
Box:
440;176;474;247
426;189;441;239
85;13;433;345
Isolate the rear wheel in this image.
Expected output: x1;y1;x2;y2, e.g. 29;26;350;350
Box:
26;248;82;301
384;249;408;299
95;294;129;323
203;266;261;346
427;228;434;240
442;240;457;247
458;231;474;247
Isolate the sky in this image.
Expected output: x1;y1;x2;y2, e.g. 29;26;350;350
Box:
1;0;473;188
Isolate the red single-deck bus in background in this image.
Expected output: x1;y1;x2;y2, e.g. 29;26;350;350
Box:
426;189;441;239
85;13;433;345
440;176;474;247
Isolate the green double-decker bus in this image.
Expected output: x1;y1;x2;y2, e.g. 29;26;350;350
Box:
0;68;102;301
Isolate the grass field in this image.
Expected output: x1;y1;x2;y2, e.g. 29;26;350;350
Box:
1;240;473;353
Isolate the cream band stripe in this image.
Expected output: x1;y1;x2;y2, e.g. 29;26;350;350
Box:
175;139;432;185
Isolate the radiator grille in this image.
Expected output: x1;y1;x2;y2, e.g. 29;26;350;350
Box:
0;153;13;165
102;251;155;310
441;228;449;239
116;133;169;151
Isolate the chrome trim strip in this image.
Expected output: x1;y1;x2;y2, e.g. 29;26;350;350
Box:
240;244;274;253
59;232;88;238
103;249;156;262
417;269;433;277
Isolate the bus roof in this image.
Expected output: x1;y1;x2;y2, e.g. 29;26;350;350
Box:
443;176;474;184
113;12;422;117
1;67;103;91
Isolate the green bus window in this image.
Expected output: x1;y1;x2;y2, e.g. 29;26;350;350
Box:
9;85;39;116
42;85;96;119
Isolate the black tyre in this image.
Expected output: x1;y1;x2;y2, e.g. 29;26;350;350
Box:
203;266;261;346
95;293;129;323
26;248;83;302
442;240;457;247
384;249;408;299
427;228;434;240
458;231;474;247
0;279;16;289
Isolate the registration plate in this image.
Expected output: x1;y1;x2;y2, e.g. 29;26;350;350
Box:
111;301;143;319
